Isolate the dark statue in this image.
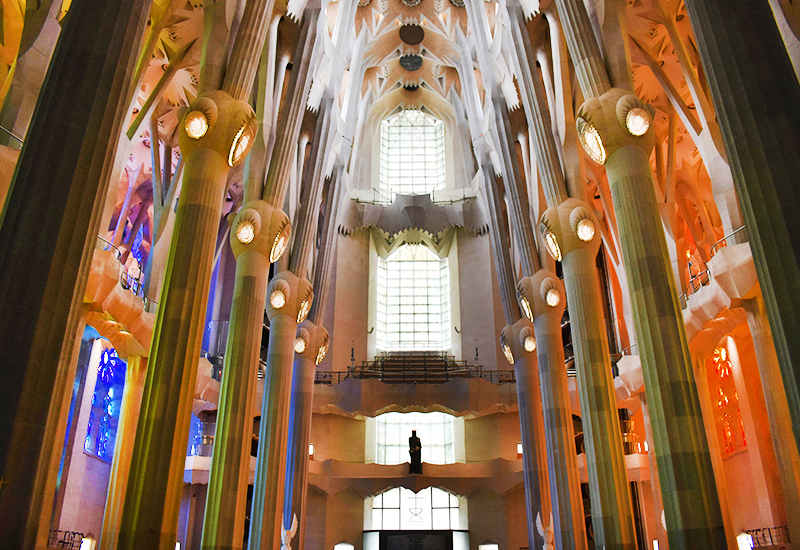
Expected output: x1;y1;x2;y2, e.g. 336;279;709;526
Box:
409;430;422;474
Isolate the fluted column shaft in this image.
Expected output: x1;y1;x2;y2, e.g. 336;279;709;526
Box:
222;0;277;102
553;0;726;543
605;145;724;547
288;98;333;277
263;12;319;206
551;0;611;99
532;297;586;549
482;166;521;323
250;312;301;550
308;167;342;325
0;0;149;546
509;9;568;207
743;296;800;548
562;246;634;549
201;249;271;550
493;100;539;276
284;354;315;550
118;145;235;549
100;356;148;550
683;0;800;455
514;352;549;549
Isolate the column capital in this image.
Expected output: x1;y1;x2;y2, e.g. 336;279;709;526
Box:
540;197;602;260
230;200;291;262
177;90;257;166
517;270;566;322
575;87;656;164
501;318;538;365
267;271;314;322
294;320;330;365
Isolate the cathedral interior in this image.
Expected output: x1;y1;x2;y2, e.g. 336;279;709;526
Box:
1;0;800;549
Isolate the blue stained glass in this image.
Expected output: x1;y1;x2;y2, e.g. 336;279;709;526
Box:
85;345;126;462
132;223;144;266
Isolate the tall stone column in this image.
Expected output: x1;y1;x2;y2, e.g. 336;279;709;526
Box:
553;0;726;544
682;0;800;454
117;91;257;549
0;0;150;546
100;356;148;550
283;321;329;550
201;202;290;550
518;272;587;550
540;198;635;548
501;319;551;549
249;272;313;550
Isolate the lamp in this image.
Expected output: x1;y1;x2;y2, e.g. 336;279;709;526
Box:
270;222;291;263
546;288;561;308
184;111;209;139
577;117;606;164
540;224;562;261
235;219;255;244
576;218;596;242
228;119;257;166
625;107;651;137
294;337;307;353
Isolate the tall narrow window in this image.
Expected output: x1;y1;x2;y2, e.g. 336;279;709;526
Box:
379;109;445;201
376;245;450;351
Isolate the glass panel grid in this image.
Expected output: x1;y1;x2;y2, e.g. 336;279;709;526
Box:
379;110;446;201
376;245;450;351
368;487;462;531
376;411;455;465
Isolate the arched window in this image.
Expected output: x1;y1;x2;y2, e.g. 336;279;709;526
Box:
376;245;450;351
376;411;456;465
84;346;126;462
379;109;445;200
368;487;464;530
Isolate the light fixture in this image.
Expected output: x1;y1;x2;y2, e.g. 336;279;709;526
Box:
228;120;257;166
626;107;651;137
577;118;606;164
541;226;562;262
316;341;329;365
270;289;286;309
294;337;307;354
735;533;753;550
519;296;533;321
236;220;255;244
184;111;209;139
523;335;536;353
270;223;291;263
309;443;315;456
576;218;596;242
546;288;561;307
297;299;311;323
502;342;514;365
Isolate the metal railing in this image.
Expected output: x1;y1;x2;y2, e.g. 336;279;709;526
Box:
710;225;747;255
96;235;158;313
314;365;516;385
0;125;24;149
746;525;790;547
47;530;84;549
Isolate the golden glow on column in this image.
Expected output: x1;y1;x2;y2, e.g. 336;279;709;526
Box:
316;340;329;365
270;223;291;263
576;219;596;242
625;108;651;136
185;111;209;139
523;335;536;352
502;342;514;364
297;299;311;323
236;220;256;244
577;118;606;164
519;296;533;321
541;225;562;262
228;120;257;166
270;289;286;309
294;337;307;353
546;289;561;307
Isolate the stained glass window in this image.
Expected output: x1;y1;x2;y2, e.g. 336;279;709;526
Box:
376;245;450;351
379;109;446;202
376;411;455;465
369;487;463;530
84;346;126;462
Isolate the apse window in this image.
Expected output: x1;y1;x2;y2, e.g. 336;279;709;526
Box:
379;109;445;201
368;487;463;530
376;244;450;351
376;411;455;465
84;347;126;462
